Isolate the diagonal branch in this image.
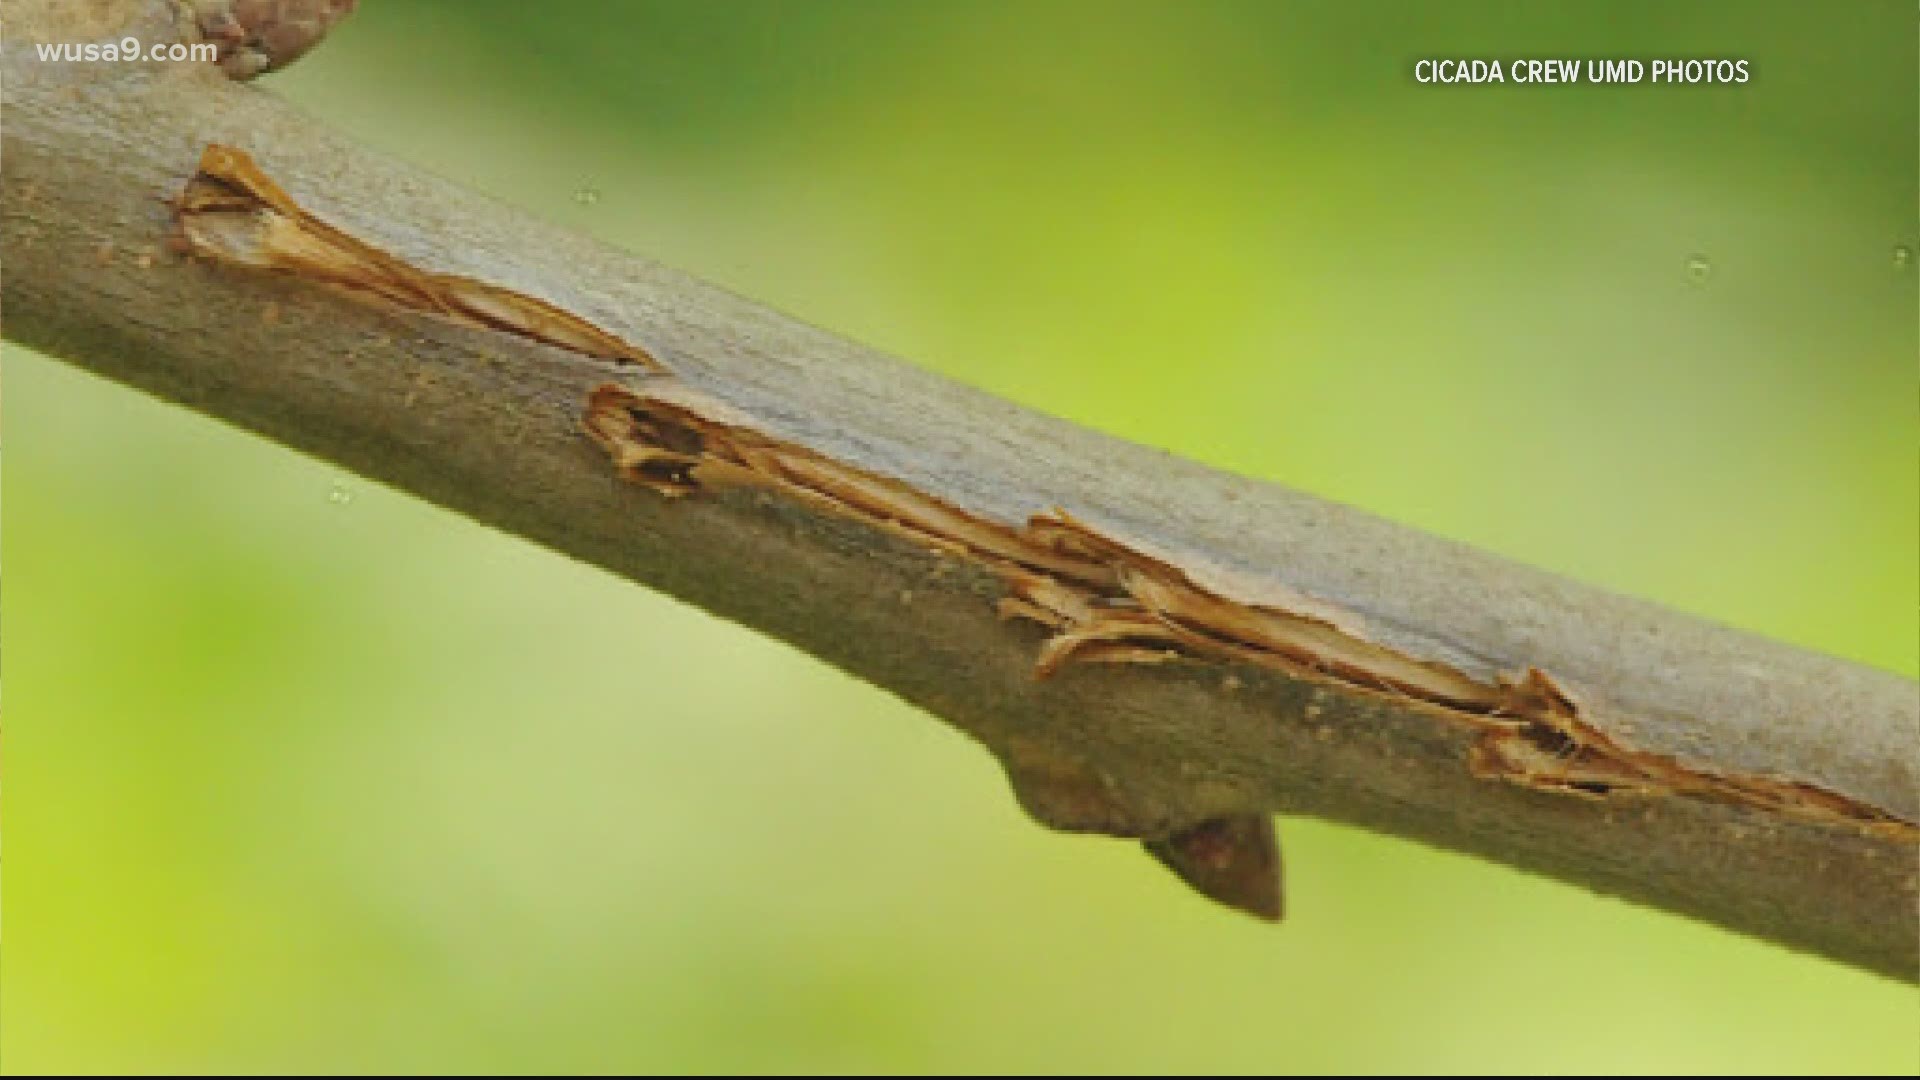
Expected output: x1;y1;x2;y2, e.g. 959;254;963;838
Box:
4;4;1915;979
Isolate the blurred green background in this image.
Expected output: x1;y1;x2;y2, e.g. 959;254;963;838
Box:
5;1;1917;1072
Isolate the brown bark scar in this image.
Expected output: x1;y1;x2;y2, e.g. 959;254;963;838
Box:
582;381;1920;857
171;144;666;371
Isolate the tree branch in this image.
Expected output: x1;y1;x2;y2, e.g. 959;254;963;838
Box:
4;3;1914;979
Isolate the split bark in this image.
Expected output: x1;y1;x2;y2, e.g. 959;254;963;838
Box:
3;0;1915;978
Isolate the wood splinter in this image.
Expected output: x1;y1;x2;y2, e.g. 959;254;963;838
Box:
171;143;665;371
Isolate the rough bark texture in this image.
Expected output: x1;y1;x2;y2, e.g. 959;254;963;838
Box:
4;1;1915;978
